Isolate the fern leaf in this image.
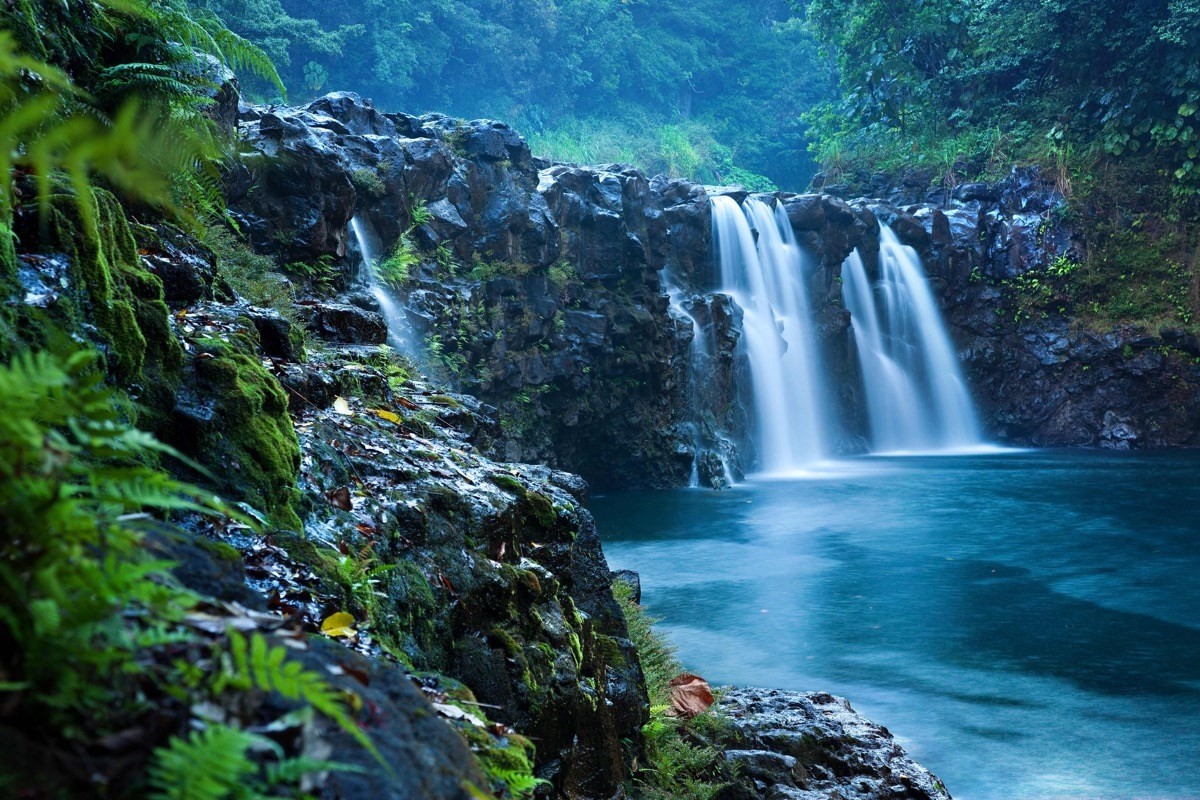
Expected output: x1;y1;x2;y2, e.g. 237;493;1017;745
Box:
147;724;260;800
223;632;387;770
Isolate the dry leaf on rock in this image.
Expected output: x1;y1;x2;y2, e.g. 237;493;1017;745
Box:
327;486;352;511
372;408;401;424
666;673;714;719
432;703;486;728
333;396;353;415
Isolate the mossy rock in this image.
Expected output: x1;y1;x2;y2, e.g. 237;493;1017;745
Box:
489;473;528;497
383;559;442;668
187;337;302;530
3;186;183;429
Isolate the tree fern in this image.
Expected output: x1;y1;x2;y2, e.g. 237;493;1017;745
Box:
99;0;285;96
0;0;288;253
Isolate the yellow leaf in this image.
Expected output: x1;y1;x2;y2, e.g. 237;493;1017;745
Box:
320;611;357;638
333;397;353;415
372;408;401;424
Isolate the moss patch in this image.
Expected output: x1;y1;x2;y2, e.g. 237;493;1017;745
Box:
191;337;301;529
5;187;184;429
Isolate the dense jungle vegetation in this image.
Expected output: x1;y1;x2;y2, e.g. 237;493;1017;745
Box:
804;0;1200;193
195;0;834;190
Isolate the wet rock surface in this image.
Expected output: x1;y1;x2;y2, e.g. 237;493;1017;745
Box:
715;687;952;800
225;93;894;485
865;169;1200;449
228;91;1200;478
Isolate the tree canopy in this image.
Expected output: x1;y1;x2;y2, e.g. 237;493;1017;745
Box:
803;0;1200;192
195;0;835;190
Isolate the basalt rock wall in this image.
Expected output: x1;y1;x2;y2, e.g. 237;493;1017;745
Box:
229;92;1200;491
227;93;877;484
857;169;1200;449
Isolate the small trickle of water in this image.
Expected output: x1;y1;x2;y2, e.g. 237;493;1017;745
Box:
711;195;828;473
350;215;411;353
660;266;733;487
841;224;981;452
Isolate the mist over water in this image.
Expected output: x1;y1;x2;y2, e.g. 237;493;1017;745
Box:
592;450;1200;800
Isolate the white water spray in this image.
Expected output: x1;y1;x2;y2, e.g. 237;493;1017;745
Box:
711;195;828;472
841;224;981;452
350;215;410;353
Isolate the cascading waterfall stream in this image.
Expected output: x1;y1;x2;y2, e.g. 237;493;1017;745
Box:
349;215;411;354
841;224;982;452
711;195;828;473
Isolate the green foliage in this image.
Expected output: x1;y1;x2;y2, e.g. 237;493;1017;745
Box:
613;581;677;707
350;168;387;200
373;200;434;287
200;0;832;189
147;725;262;800
524;113;779;189
0;32;164;271
0;345;369;795
469;256;535;282
192;0;364;101
190;337;302;529
377;234;419;287
0;0;286;282
638;715;729;800
204;223;292;306
145;633;378;800
218;631;386;766
285;254;339;294
458;723;546;800
304;60;330;92
0;348;227;727
548;261;576;290
803;0;1200;194
613;581;730;800
410;199;434;228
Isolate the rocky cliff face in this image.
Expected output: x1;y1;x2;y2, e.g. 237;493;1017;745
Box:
225;94;870;485
863;169;1200;449
227;91;1200;486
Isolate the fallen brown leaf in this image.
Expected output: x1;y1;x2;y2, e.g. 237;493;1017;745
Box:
327;486;352;511
666;673;714;719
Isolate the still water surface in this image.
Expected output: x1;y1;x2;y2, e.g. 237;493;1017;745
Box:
590;450;1200;800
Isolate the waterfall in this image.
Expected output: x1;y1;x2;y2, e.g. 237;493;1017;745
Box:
841;224;981;452
710;195;828;473
349;215;410;353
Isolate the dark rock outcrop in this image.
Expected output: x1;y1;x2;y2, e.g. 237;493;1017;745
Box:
863;169;1200;449
229;92;1200;481
227;94;887;486
716;687;951;800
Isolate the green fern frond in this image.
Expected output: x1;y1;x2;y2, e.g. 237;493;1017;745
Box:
147;724;262;800
96;62;196;100
98;0;285;97
224;632;387;770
